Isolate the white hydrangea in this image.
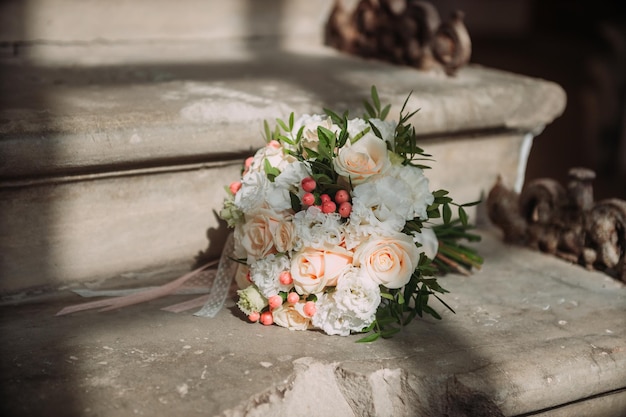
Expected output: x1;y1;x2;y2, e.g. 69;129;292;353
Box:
249;254;292;298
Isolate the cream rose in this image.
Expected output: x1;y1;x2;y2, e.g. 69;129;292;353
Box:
270;217;295;253
235;209;277;262
333;134;390;185
354;233;420;289
291;246;353;295
272;302;312;331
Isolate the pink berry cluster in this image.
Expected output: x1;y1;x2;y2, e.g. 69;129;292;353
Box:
247;271;317;326
300;177;352;218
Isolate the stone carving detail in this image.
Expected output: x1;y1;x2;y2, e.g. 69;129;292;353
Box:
324;0;471;75
487;168;626;282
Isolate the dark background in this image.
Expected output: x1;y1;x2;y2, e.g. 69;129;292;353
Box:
440;0;626;200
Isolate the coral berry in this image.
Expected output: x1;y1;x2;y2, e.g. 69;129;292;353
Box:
339;201;352;218
287;292;300;304
229;181;242;194
322;201;337;214
335;189;350;204
260;311;274;326
248;312;260;322
301;177;316;192
268;295;283;310
303;301;317;317
302;192;315;206
279;271;293;285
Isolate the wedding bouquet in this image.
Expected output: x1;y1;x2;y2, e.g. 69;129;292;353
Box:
220;88;481;341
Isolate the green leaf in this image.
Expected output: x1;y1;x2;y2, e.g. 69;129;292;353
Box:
381;327;401;338
380;292;394;301
263;159;280;182
432;189;449;198
276;118;289;132
263;120;272;142
288;112;294;131
459;206;468;226
352;126;371;144
368;121;382;139
443;203;452;224
380;104;391;121
356;332;381;343
371;85;381;112
363;101;376;118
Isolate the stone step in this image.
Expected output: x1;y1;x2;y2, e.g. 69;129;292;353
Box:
0;38;565;294
1;230;624;416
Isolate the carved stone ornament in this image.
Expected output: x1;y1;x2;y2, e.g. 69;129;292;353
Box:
487;168;626;282
325;0;471;75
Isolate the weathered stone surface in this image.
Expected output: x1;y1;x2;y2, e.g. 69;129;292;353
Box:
0;162;238;293
1;231;624;417
0;0;335;43
0;41;565;179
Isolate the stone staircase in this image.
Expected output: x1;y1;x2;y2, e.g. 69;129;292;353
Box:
0;0;565;294
2;2;626;417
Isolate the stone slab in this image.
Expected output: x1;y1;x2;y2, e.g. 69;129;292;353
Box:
0;40;565;179
1;231;624;416
0;162;240;293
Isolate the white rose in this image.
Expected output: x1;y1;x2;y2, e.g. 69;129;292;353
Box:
291;245;353;295
354;233;420;289
412;227;439;260
333;134;390;185
272;302;312;331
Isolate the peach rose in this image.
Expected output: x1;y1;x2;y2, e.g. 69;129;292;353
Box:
354;233;420;289
235;209;276;262
291;246;353;295
270;218;295;253
333;133;390;185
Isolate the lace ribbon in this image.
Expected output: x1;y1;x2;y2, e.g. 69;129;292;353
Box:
194;233;237;317
56;233;236;317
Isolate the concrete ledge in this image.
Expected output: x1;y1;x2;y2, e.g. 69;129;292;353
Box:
1;231;624;416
